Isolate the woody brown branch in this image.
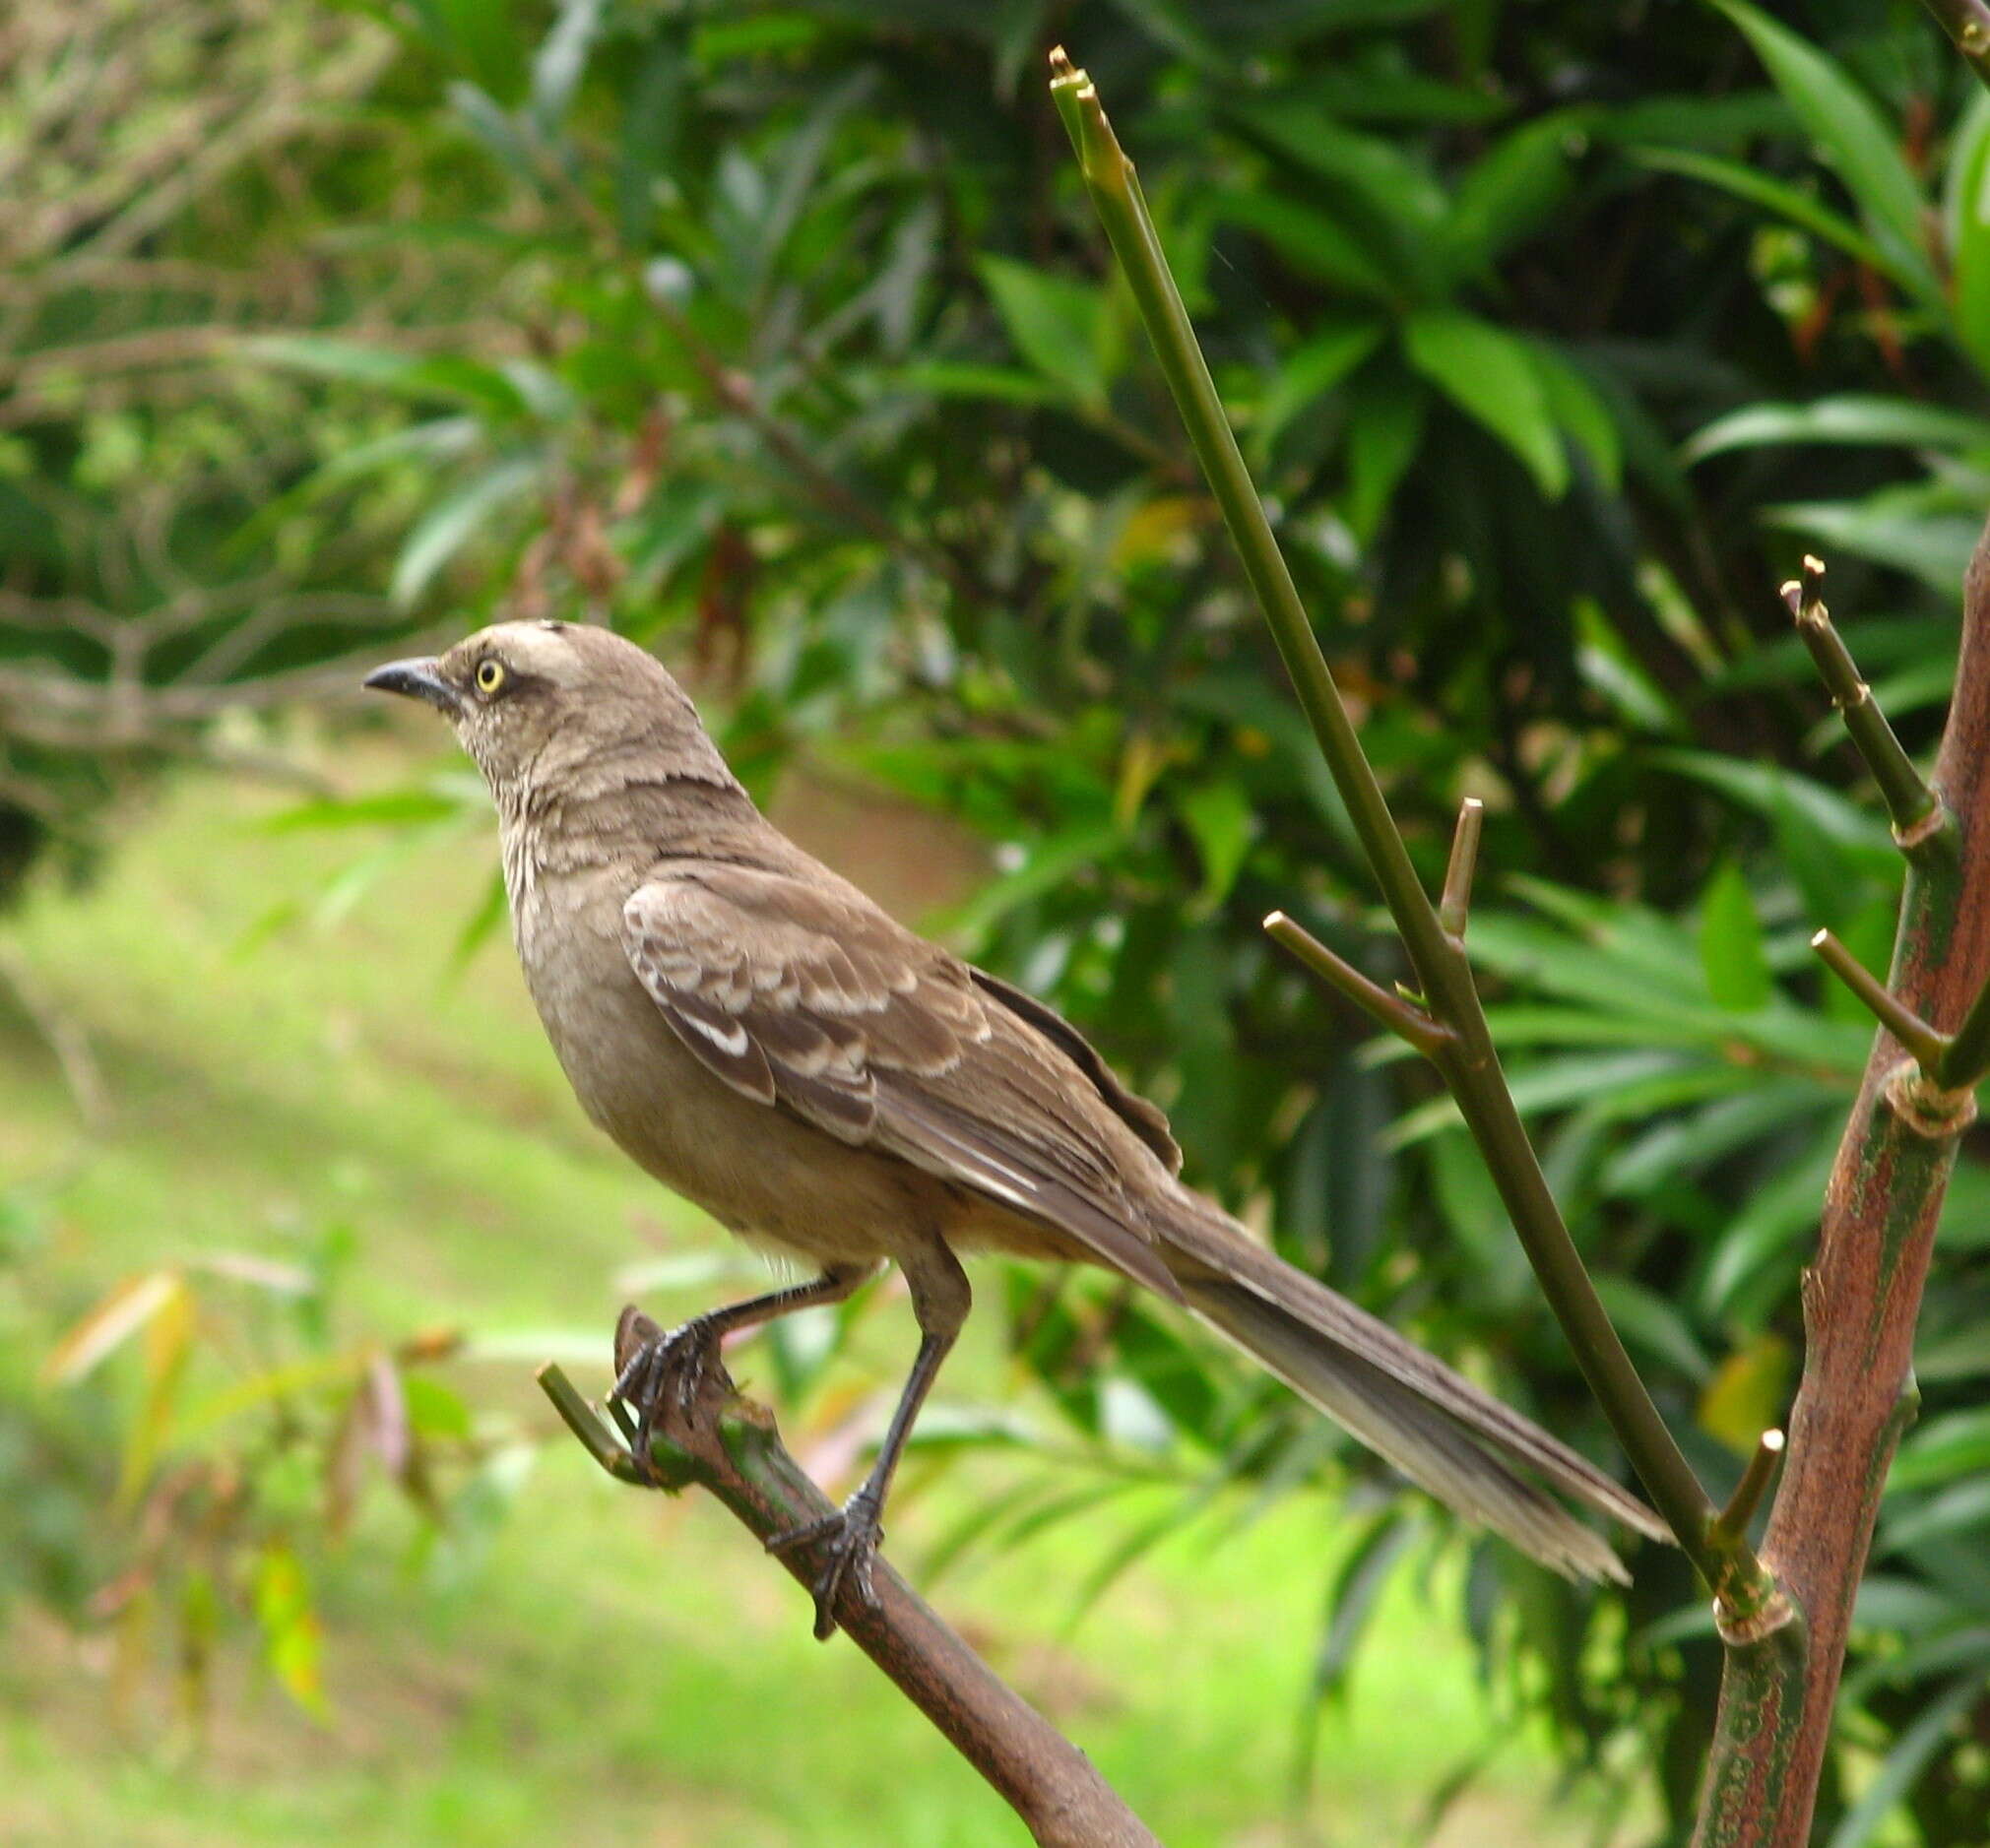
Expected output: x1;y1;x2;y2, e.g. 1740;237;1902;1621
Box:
537;1357;1161;1848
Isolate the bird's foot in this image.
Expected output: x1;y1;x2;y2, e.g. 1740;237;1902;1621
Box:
609;1305;723;1481
766;1487;884;1641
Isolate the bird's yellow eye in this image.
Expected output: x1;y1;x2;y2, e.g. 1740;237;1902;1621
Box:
475;659;507;695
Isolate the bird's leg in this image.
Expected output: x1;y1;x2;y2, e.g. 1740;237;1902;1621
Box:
767;1242;969;1640
610;1262;874;1478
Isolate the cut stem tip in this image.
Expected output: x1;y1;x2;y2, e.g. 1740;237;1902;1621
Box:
1712;1428;1786;1548
1811;930;1949;1073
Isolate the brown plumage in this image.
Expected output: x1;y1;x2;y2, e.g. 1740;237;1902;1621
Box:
367;620;1665;1637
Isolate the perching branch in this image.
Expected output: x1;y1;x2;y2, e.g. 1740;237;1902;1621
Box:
1047;47;1739;1604
536;1351;1162;1848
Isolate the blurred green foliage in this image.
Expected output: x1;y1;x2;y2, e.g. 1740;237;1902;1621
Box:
10;0;1990;1840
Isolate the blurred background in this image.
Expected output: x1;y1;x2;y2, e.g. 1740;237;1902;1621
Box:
6;1;1990;1843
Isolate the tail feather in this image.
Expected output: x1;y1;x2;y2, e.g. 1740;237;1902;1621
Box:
1157;1196;1669;1579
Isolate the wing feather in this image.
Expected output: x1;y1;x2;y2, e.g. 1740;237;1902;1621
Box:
620;861;1179;1296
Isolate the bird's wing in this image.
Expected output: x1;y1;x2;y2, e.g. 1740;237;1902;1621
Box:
620;862;1179;1298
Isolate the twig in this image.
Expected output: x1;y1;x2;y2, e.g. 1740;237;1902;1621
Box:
1809;927;1990;1104
536;1358;1162;1848
1263;911;1449;1056
1935;972;1990;1090
1439;797;1485;939
1809;930;1949;1072
1782;557;1944;851
1048;47;1735;1603
1709;1430;1785;1554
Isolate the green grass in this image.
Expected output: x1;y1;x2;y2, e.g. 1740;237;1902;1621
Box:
0;757;1627;1847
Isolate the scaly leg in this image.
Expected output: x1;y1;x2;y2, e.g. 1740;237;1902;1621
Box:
766;1240;970;1639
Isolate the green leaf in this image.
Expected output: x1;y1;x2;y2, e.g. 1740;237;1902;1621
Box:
531;0;605;128
253;1543;329;1718
1444;111;1586;281
449;867;509;972
240;337;538;424
1945;92;1990;377
422;0;529;102
42;1271;183;1385
1342;367;1428;542
266;780;483;832
239;334;429;393
1430;1131;1533;1306
1401;311;1567;498
1175;780;1255;914
391;456;541;608
1708;0;1942;308
403;1373;475;1441
448;81;538;184
1292;67;1507;127
1312;1511;1419;1702
1207;190;1401;303
1699;862;1772;1011
1890;1408;1990;1492
1764;497;1981;595
1824;1675;1982;1848
1526;342;1622;492
1918;1321;1990;1380
1603;1082;1832;1198
1632;148;1904;287
896;361;1061;408
1697;1333;1793;1454
1700;1139;1836;1321
1100;0;1229;69
942;823;1122;941
1592;1276;1713;1383
1254;318;1388;456
1882;1478;1990;1553
1224;104;1447;288
1685;396;1990;464
976;256;1114;409
1651;750;1896;864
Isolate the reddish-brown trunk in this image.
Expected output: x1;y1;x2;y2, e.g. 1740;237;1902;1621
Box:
1694;524;1990;1845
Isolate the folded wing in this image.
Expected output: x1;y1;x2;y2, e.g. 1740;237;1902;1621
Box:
620;861;1178;1297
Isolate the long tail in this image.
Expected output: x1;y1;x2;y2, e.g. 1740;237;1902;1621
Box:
1154;1194;1670;1583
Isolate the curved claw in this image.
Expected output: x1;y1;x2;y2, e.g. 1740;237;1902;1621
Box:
607;1311;723;1480
767;1490;885;1640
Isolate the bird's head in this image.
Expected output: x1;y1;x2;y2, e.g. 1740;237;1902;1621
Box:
364;620;736;799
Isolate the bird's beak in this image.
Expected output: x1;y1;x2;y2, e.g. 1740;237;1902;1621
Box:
364;657;462;718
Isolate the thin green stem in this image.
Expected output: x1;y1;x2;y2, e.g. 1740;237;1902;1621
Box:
1783;559;1942;849
1439;797;1485;939
1050;47;1734;1596
1810;930;1950;1073
1710;1429;1786;1555
1935;972;1990;1089
1263;911;1449;1056
538;1364;646;1483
